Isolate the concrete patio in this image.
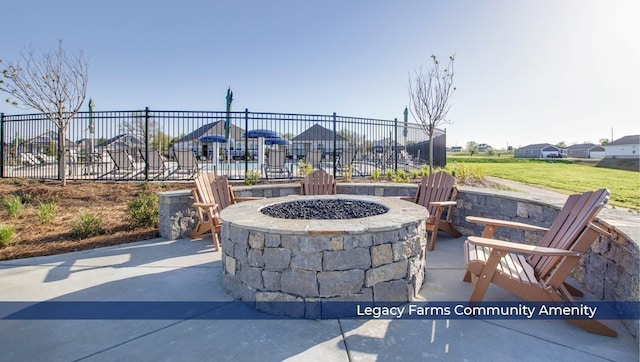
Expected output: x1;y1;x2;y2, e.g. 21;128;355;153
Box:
0;233;637;361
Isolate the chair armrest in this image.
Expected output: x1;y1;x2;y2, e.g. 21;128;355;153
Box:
430;201;457;207
192;202;218;209
467;236;582;257
466;216;548;233
235;196;266;202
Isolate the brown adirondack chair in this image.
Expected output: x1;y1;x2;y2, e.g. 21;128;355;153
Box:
301;170;337;195
190;173;262;250
463;188;617;336
407;171;462;251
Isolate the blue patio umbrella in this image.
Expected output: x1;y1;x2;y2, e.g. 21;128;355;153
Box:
242;129;281;139
265;137;289;146
199;134;228;143
88;98;95;134
224;88;233;140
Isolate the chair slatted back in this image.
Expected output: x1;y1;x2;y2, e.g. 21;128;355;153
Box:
305;150;324;169
193;173;234;215
210;176;235;212
530;189;609;280
415;171;456;216
268;149;287;168
108;149;134;170
302;170;337;195
339;149;357;168
175;150;198;171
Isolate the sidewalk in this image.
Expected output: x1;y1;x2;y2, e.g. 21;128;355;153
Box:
1;236;637;361
483;176;640;242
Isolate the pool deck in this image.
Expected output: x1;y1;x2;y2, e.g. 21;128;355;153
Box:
0;234;637;361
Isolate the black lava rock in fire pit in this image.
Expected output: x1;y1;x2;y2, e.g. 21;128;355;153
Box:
260;199;389;220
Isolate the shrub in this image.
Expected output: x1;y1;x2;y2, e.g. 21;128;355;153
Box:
244;170;261;185
410;170;420;179
446;162;486;182
0;224;16;248
420;165;430;176
371;168;381;181
71;211;105;238
37;201;57;225
343;165;353;182
127;191;159;227
385;169;395;180
3;194;24;218
297;160;312;177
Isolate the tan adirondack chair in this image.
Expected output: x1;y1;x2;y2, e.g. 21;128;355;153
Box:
301;170;337;195
463;188;617;336
190;173;263;250
407;171;462;251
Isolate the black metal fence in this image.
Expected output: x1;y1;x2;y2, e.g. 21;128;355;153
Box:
1;109;446;181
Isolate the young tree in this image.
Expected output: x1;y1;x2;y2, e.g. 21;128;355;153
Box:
0;40;88;186
408;54;455;173
466;141;479;156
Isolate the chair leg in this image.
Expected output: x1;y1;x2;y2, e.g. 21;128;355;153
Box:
211;231;221;251
189;222;212;239
428;217;441;251
463;270;473;282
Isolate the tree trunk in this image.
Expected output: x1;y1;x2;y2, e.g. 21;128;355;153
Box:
58;127;67;187
428;132;434;174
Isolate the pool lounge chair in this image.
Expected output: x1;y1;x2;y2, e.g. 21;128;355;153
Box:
263;148;291;179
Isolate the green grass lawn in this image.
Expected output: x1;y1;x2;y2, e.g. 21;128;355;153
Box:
447;156;640;211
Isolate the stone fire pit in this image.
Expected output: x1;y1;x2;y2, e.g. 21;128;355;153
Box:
219;195;428;318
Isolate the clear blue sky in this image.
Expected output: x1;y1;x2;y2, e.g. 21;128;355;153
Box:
1;0;638;149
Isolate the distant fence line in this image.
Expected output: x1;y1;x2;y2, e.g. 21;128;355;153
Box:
0;109;447;181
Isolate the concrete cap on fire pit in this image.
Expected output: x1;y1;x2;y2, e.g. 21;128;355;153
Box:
219;194;428;235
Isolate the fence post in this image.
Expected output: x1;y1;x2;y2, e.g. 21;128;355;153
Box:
244;109;249;177
394;118;398;172
332;112;337;176
0;113;4;178
144;107;150;180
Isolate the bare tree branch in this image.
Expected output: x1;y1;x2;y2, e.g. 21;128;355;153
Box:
0;40;88;186
408;54;455;173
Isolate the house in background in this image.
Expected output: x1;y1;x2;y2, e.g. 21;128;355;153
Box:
26;130;75;155
565;143;605;159
291;124;349;159
172;121;245;159
604;135;640;159
514;143;562;158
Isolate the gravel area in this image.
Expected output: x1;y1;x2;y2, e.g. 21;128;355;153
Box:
260;199;389;220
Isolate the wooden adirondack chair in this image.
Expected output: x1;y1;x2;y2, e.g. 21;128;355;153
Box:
189;173;263;250
408;171;462;251
463;188;617;336
301;170;337;195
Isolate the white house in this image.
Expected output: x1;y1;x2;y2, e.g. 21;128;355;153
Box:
604;135;640;159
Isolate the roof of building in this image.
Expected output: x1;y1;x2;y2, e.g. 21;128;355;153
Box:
565;143;605;151
291;124;348;142
607;135;640;146
516;143;560;151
